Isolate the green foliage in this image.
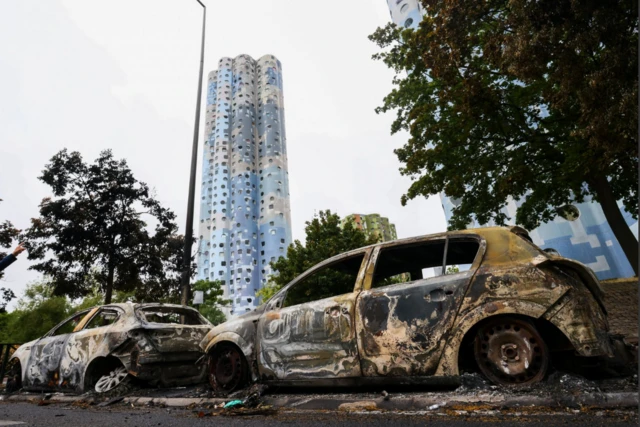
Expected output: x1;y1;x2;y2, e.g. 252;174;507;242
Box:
0;198;20;311
73;286;135;311
192;279;229;325
0;280;72;343
369;1;637;242
446;265;460;275
258;210;378;303
255;283;279;304
21;149;190;304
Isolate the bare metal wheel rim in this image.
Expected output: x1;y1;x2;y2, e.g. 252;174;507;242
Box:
474;318;548;386
209;345;245;392
95;366;128;393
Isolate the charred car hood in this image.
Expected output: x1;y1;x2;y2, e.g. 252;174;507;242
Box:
199;305;265;352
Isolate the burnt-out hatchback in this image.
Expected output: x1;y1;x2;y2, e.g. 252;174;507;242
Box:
10;303;212;394
200;226;615;391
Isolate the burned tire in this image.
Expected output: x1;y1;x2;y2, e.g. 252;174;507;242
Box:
208;343;248;393
87;359;137;397
474;317;549;386
5;360;22;393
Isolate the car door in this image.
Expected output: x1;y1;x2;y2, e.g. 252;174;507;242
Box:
256;249;371;380
356;235;484;377
24;309;94;390
58;307;124;391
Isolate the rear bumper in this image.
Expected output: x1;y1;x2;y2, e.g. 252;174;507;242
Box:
136;351;202;365
125;351;206;386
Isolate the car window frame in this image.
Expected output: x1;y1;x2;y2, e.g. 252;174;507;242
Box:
134;305;212;326
81;307;124;331
270;248;372;309
364;233;486;291
44;309;94;338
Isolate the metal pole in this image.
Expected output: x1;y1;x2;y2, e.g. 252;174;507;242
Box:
181;0;206;305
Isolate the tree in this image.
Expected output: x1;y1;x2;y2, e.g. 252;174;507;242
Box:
132;234;195;304
370;1;638;274
191;279;229;325
257;210;379;302
0;280;72;343
22;149;183;304
0;198;20;311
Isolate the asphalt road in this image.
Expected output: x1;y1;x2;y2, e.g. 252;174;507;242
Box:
0;402;637;426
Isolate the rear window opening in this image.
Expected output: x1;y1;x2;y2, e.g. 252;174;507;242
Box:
137;307;208;325
372;238;480;288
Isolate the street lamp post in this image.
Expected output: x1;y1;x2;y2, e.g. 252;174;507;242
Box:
181;0;206;306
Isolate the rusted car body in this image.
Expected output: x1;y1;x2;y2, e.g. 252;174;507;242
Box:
10;303;212;393
201;226;613;390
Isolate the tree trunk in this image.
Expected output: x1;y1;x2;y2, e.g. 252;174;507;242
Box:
589;175;638;276
105;263;115;304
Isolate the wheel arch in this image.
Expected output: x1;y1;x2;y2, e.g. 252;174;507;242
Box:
435;300;575;377
82;355;127;392
204;331;253;360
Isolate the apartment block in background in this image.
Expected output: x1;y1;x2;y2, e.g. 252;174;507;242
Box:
342;213;398;242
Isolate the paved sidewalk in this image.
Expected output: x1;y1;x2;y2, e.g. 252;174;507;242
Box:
601;278;638;340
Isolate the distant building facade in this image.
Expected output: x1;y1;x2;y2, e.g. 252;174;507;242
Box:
197;54;292;316
383;1;637;280
342;213;398;242
386;0;424;29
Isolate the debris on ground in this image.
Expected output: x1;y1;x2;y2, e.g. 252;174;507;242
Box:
223;400;244;409
455;372;497;394
97;396;124;407
338;401;379;412
381;390;390;401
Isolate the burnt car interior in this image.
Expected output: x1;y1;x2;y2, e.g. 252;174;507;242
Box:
85;309;120;329
283;253;365;308
372;238;480;288
137;307;207;325
49;310;90;336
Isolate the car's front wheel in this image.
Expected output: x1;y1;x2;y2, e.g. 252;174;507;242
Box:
208;343;248;393
474;317;549;386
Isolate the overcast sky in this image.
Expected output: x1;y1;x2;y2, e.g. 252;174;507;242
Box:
0;0;446;308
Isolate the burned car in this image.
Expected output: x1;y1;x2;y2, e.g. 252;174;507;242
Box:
10;303;212;393
200;226;614;391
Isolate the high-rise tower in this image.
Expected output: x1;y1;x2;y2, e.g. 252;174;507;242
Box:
386;0;423;29
197;54;292;316
382;1;637;280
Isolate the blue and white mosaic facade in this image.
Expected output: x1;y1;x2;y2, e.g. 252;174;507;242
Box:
442;195;637;280
386;2;637;280
386;0;424;29
197;54;292;317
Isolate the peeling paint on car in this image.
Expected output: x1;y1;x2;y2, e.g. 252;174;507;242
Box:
200;226;613;389
11;303;213;393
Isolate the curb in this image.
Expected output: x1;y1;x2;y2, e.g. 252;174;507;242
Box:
2;392;638;411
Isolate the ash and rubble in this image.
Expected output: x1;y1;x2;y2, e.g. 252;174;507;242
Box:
4;370;636;402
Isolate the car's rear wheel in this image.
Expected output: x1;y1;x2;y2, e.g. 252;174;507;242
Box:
6;360;22;393
474;317;549;386
208;343;248;393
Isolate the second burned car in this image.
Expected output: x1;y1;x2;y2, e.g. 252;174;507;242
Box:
200;226;614;391
10;303;212;394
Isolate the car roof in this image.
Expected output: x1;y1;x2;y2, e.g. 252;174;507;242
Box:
324;225;528;261
82;302;200;312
